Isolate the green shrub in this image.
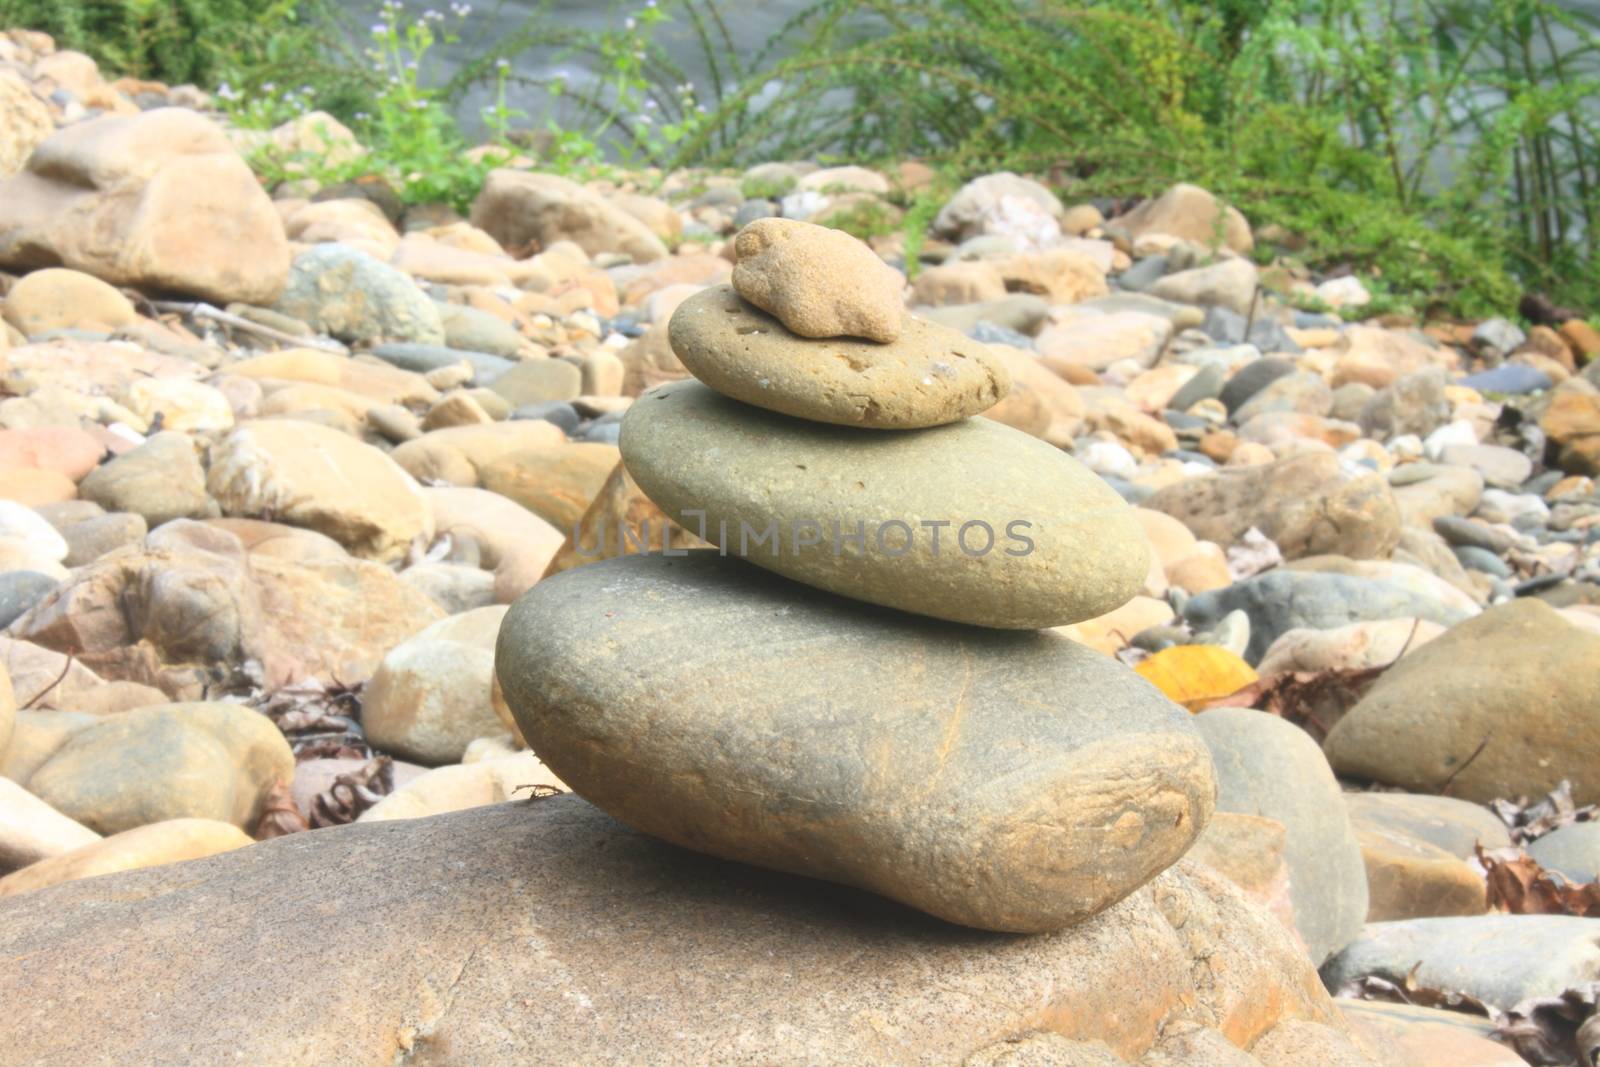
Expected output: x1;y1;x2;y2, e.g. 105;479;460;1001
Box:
639;0;1598;318
0;0;319;87
11;0;1591;317
225;3;519;212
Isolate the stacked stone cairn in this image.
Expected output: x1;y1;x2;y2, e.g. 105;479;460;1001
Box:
497;218;1219;933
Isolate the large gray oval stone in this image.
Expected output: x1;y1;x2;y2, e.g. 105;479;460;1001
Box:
496;551;1215;933
1182;570;1470;664
618;380;1149;629
1193;708;1368;963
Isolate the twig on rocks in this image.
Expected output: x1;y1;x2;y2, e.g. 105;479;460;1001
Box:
1440;733;1493;796
150;301;347;354
21;654;75;710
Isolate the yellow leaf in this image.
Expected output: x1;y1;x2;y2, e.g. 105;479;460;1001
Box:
1134;645;1259;712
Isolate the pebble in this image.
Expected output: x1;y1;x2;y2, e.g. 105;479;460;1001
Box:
0;775;99;872
363;607;505;765
1219;357;1295;413
0;572;58;629
731;218;905;343
1195;708;1368;961
497;551;1214;933
510;400;582;433
1344;792;1511;859
0;817;250;897
486;358;583;406
78;431;209;526
2;267;138;336
668;284;1010;428
1145;452;1401;562
620;379;1150;628
0;71;1588;1051
371;341;514;381
1342;1000;1528;1067
1527;822;1600;883
1324;914;1600;1007
1459;363;1553;394
25;702;293;835
1184;569;1470;663
1326;599;1600;803
273;244;443;345
208;418;433;562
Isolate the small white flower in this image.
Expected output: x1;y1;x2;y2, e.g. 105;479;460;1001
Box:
625;16;636;30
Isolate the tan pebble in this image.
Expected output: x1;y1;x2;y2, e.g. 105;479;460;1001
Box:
731;218;904;343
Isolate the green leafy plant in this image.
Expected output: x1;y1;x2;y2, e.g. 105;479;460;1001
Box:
224;0;521;211
0;0;320;87
13;0;1594;317
741;174;798;201
632;0;1597;317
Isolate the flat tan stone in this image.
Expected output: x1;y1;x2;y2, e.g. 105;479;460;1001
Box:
0;817;249;897
1340;1001;1525;1067
0;776;100;873
208;418;433;562
2;268;139;335
478;442;619;530
1356;825;1486;921
0;799;1346;1065
670;285;1009;429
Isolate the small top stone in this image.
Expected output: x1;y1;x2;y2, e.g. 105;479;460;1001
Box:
669;284;1011;429
731;218;905;343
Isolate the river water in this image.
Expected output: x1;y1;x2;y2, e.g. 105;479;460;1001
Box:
391;0;1598;169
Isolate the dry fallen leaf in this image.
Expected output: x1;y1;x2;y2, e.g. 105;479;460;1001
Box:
254;780;310;839
309;756;395;828
1193;665;1387;741
1338;966;1495;1017
1496;983;1600;1066
1225;526;1284;580
249;679;371;761
1193;619;1424;741
1491;780;1597;846
1476;845;1600;918
1338;969;1600;1066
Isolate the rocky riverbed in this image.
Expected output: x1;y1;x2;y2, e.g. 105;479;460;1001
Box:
1;27;1599;1067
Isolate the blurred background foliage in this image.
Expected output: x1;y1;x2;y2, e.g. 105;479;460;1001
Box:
1;0;1595;318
